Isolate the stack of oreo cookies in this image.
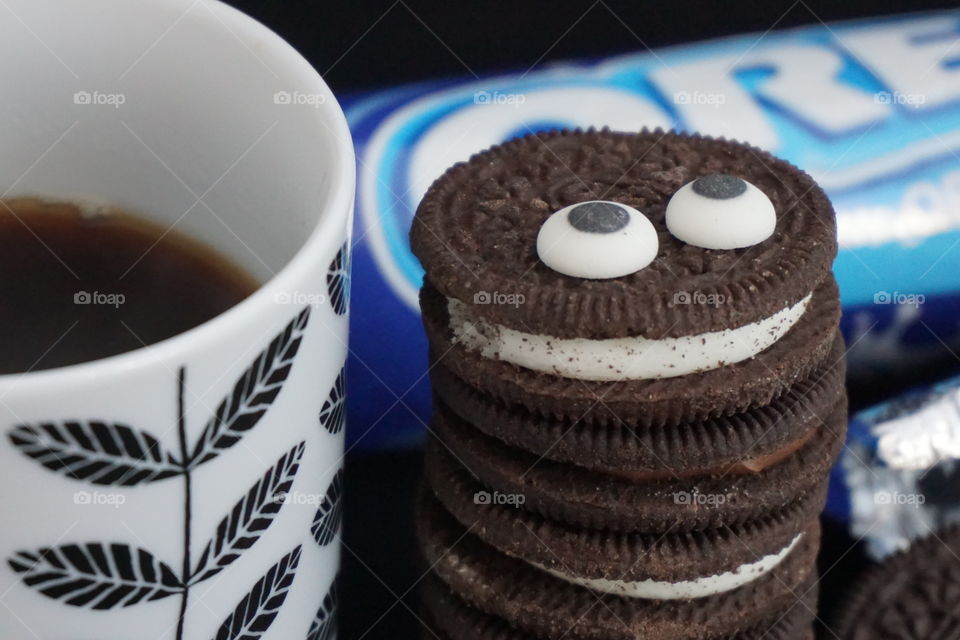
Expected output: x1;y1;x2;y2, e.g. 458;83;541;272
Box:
410;129;847;640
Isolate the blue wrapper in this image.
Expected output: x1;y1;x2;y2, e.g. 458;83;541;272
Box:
827;373;960;558
342;11;960;450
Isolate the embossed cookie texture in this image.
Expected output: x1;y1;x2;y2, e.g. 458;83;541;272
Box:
412;128;845;640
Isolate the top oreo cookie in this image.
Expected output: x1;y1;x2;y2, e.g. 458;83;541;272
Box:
411;128;837;343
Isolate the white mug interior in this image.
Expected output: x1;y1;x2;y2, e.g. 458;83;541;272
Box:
0;0;351;283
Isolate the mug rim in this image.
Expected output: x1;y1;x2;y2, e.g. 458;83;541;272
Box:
0;0;356;387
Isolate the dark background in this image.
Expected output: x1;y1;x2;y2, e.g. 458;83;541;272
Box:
220;2;958;639
225;0;957;93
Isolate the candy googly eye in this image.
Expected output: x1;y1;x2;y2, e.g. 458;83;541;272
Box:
665;174;775;250
537;200;658;279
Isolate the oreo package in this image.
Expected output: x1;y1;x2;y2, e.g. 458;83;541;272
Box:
342;11;960;449
827;373;960;559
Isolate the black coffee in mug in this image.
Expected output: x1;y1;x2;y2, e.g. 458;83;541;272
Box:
0;198;260;374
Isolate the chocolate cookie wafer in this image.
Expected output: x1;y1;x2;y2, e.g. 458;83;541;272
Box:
416;488;820;640
421;278;839;427
421;573;817;640
833;525;960;640
427;394;845;532
429;333;846;482
425;441;823;589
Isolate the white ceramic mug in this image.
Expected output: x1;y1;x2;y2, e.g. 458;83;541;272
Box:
0;1;354;638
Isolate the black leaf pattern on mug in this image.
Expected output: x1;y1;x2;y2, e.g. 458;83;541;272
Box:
318;368;345;435
191;442;306;585
306;580;337;640
325;243;350;316
213;546;302;640
7;421;180;486
4;308;315;640
7;543;183;609
189;307;311;468
310;469;344;546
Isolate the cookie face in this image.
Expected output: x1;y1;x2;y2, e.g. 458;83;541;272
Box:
411;128;837;343
411;129;838;396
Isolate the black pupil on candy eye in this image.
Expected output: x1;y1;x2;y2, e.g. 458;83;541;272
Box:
567;202;630;234
692;174;746;200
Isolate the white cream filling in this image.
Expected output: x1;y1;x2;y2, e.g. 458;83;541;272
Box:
448;294;811;381
531;534;802;600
